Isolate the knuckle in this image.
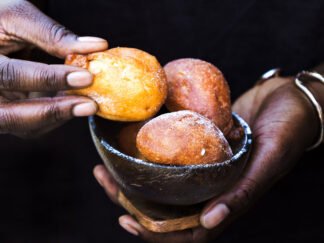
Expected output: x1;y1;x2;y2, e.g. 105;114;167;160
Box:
0;106;17;133
41;101;64;123
232;177;258;210
33;66;61;90
0;59;21;89
48;23;72;46
234;186;251;207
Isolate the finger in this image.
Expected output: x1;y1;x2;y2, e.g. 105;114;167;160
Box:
200;126;290;230
0;96;97;134
13;120;66;138
93;165;119;204
209;86;309;230
0;56;94;91
0;91;27;100
119;215;203;243
1;0;108;58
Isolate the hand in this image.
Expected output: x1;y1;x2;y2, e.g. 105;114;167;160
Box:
93;77;319;242
0;0;108;137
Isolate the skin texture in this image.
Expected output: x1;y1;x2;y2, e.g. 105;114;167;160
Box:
136;110;233;165
164;58;233;135
93;76;324;242
65;48;167;121
0;0;108;137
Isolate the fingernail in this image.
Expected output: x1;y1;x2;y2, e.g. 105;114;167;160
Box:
73;102;97;117
201;204;230;229
78;36;107;42
119;217;140;236
67;71;93;88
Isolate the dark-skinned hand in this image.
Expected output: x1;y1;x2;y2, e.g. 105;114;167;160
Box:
93;76;320;242
0;0;108;137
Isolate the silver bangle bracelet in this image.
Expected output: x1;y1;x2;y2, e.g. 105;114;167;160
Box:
295;71;324;151
257;68;281;85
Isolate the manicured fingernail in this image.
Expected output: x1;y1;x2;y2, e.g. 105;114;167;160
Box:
119;217;140;236
78;36;107;42
73;102;97;117
201;204;230;229
67;71;93;88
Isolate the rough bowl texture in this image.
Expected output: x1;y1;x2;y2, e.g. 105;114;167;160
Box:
89;113;252;206
65;47;167;121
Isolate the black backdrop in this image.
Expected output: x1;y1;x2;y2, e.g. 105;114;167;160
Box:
0;0;323;242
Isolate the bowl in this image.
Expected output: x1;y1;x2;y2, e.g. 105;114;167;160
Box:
89;113;252;206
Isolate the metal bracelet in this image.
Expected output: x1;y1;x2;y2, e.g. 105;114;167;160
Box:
295;71;324;151
256;68;281;85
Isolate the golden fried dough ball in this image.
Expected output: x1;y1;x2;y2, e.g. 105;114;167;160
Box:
65;47;167;121
136;110;233;165
164;58;233;135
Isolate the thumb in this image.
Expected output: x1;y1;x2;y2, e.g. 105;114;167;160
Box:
1;0;108;58
200;129;291;230
200;175;259;230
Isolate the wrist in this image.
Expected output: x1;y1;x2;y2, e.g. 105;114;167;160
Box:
281;82;320;150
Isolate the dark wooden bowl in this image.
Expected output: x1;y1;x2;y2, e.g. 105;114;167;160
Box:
89;113;252;206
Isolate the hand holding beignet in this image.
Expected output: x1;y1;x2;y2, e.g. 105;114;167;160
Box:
65;47;167;121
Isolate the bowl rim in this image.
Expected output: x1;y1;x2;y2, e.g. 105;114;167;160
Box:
89;112;252;169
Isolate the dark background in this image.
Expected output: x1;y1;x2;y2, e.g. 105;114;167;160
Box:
0;0;323;242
